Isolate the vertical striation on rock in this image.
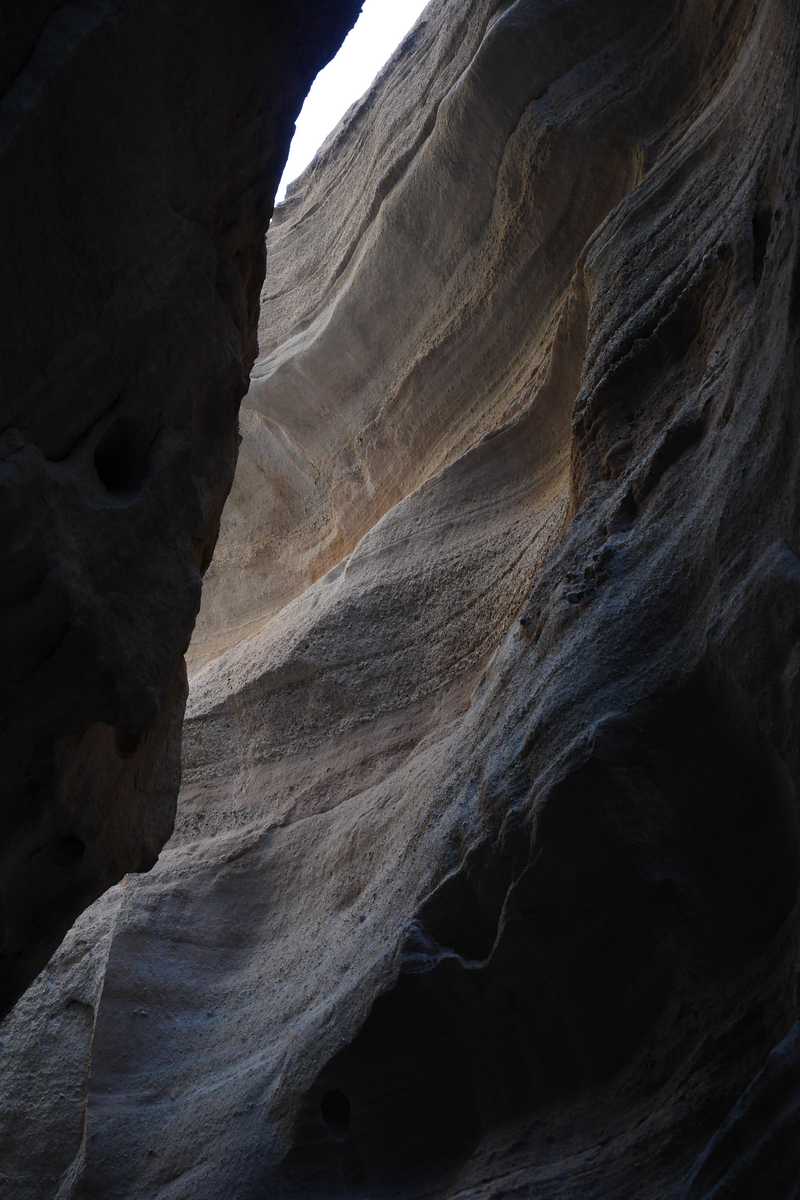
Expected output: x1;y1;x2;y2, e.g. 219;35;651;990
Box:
0;0;363;1017
2;0;800;1196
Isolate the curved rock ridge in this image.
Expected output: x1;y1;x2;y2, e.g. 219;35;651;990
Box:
0;0;362;1016
3;0;800;1196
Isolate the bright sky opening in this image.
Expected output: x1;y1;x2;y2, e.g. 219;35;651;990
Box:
276;0;430;202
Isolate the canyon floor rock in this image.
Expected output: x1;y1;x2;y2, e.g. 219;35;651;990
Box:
2;0;800;1196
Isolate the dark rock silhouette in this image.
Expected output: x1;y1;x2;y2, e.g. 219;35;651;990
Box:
0;0;361;1017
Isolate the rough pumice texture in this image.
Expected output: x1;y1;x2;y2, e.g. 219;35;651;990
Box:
0;0;361;1016
3;0;800;1196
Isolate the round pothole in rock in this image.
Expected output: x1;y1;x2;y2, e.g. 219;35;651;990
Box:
321;1089;351;1141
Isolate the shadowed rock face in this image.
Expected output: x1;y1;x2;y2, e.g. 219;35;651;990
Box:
0;0;362;1018
2;0;800;1197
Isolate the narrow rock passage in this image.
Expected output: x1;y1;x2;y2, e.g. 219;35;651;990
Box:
2;0;800;1196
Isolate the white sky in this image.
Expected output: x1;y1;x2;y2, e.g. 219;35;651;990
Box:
276;0;430;202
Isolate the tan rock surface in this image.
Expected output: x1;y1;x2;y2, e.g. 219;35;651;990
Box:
3;0;800;1196
190;0;646;667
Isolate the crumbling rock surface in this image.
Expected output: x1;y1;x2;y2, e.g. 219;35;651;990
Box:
0;0;361;1016
2;0;800;1196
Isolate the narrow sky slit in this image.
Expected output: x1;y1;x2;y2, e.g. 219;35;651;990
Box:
276;0;430;202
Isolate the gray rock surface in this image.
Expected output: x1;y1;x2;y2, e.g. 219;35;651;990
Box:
0;0;361;1016
3;0;800;1196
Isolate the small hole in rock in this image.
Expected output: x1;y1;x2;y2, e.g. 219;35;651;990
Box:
50;836;86;867
752;201;772;287
94;417;149;494
115;728;142;757
790;255;800;324
613;488;638;526
321;1089;351;1141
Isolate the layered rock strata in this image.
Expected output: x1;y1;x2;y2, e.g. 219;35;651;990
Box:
0;0;361;1016
2;0;800;1196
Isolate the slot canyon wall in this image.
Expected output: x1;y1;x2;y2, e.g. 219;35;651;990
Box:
0;0;362;1017
2;0;800;1197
